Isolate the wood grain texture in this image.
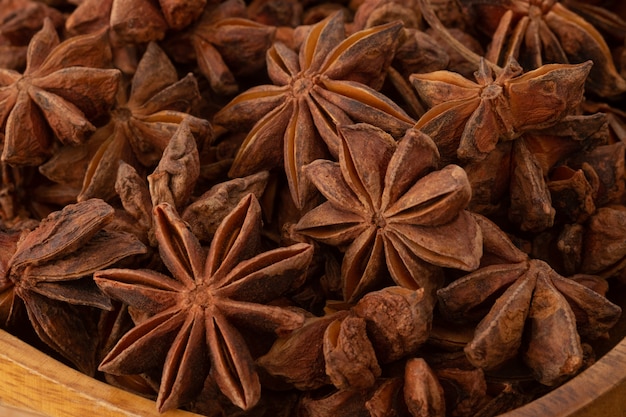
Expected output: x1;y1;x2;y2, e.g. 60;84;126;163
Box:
0;403;45;417
501;336;626;417
0;327;625;416
0;330;201;417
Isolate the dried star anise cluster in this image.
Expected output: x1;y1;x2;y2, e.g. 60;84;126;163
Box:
2;0;626;416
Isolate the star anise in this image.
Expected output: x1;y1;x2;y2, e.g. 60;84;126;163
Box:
213;11;415;209
462;112;608;231
437;215;622;385
39;41;211;202
0;0;65;70
0;18;120;166
411;57;591;162
112;119;200;248
462;0;626;97
94;195;313;411
295;123;482;302
163;0;277;96
0;198;147;375
66;0;205;46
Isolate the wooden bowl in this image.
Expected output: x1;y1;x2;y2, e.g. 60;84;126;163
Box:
1;327;625;416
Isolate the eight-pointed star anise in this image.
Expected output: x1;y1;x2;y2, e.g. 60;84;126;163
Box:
295;123;482;302
411;57;591;162
94;194;313;412
0;18;120;166
0;199;147;375
213;11;415;209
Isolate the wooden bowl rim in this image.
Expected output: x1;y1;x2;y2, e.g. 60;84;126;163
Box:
1;328;625;416
500;335;626;416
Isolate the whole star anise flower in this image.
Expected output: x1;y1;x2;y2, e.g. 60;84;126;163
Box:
94;195;313;411
411;57;591;162
214;11;415;209
462;0;626;97
295;123;482;302
163;0;277;96
39;41;211;202
437;215;622;385
0;199;147;375
0;18;120;166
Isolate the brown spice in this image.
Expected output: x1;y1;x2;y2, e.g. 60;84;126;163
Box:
214;11;414;209
0;199;146;375
0;1;625;416
0;19;119;165
295;123;481;301
95;195;313;411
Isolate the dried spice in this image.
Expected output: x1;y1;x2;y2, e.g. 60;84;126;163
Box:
39;41;210;202
164;0;277;96
0;1;625;416
95;195;313;411
437;219;621;385
296;123;481;301
214;11;414;209
0;19;119;165
0;0;65;70
0;199;146;375
411;57;592;162
464;0;626;97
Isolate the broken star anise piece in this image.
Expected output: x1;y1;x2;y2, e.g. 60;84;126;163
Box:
94;194;313;412
0;199;147;375
295;123;482;302
112;119;201;248
0;18;120;166
214;11;414;209
411;57;591;162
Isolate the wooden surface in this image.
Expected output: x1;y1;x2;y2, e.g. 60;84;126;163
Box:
501;335;626;417
0;329;200;417
0;327;624;416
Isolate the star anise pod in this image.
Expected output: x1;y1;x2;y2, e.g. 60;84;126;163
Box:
462;112;607;231
39;41;211;202
112;119;200;248
213;11;415;209
94;194;313;411
437;216;622;385
411;57;591;162
113;120;271;252
0;198;147;375
67;0;205;46
163;0;277;96
0;0;65;70
0;18;120;166
295;123;482;302
462;0;626;97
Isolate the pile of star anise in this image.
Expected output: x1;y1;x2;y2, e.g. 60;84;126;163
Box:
2;0;626;415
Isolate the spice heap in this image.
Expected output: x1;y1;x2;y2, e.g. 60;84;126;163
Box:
1;0;626;416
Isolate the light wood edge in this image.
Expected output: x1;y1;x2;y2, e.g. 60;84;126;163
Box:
0;329;202;417
2;327;625;417
500;336;626;417
0;402;46;417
